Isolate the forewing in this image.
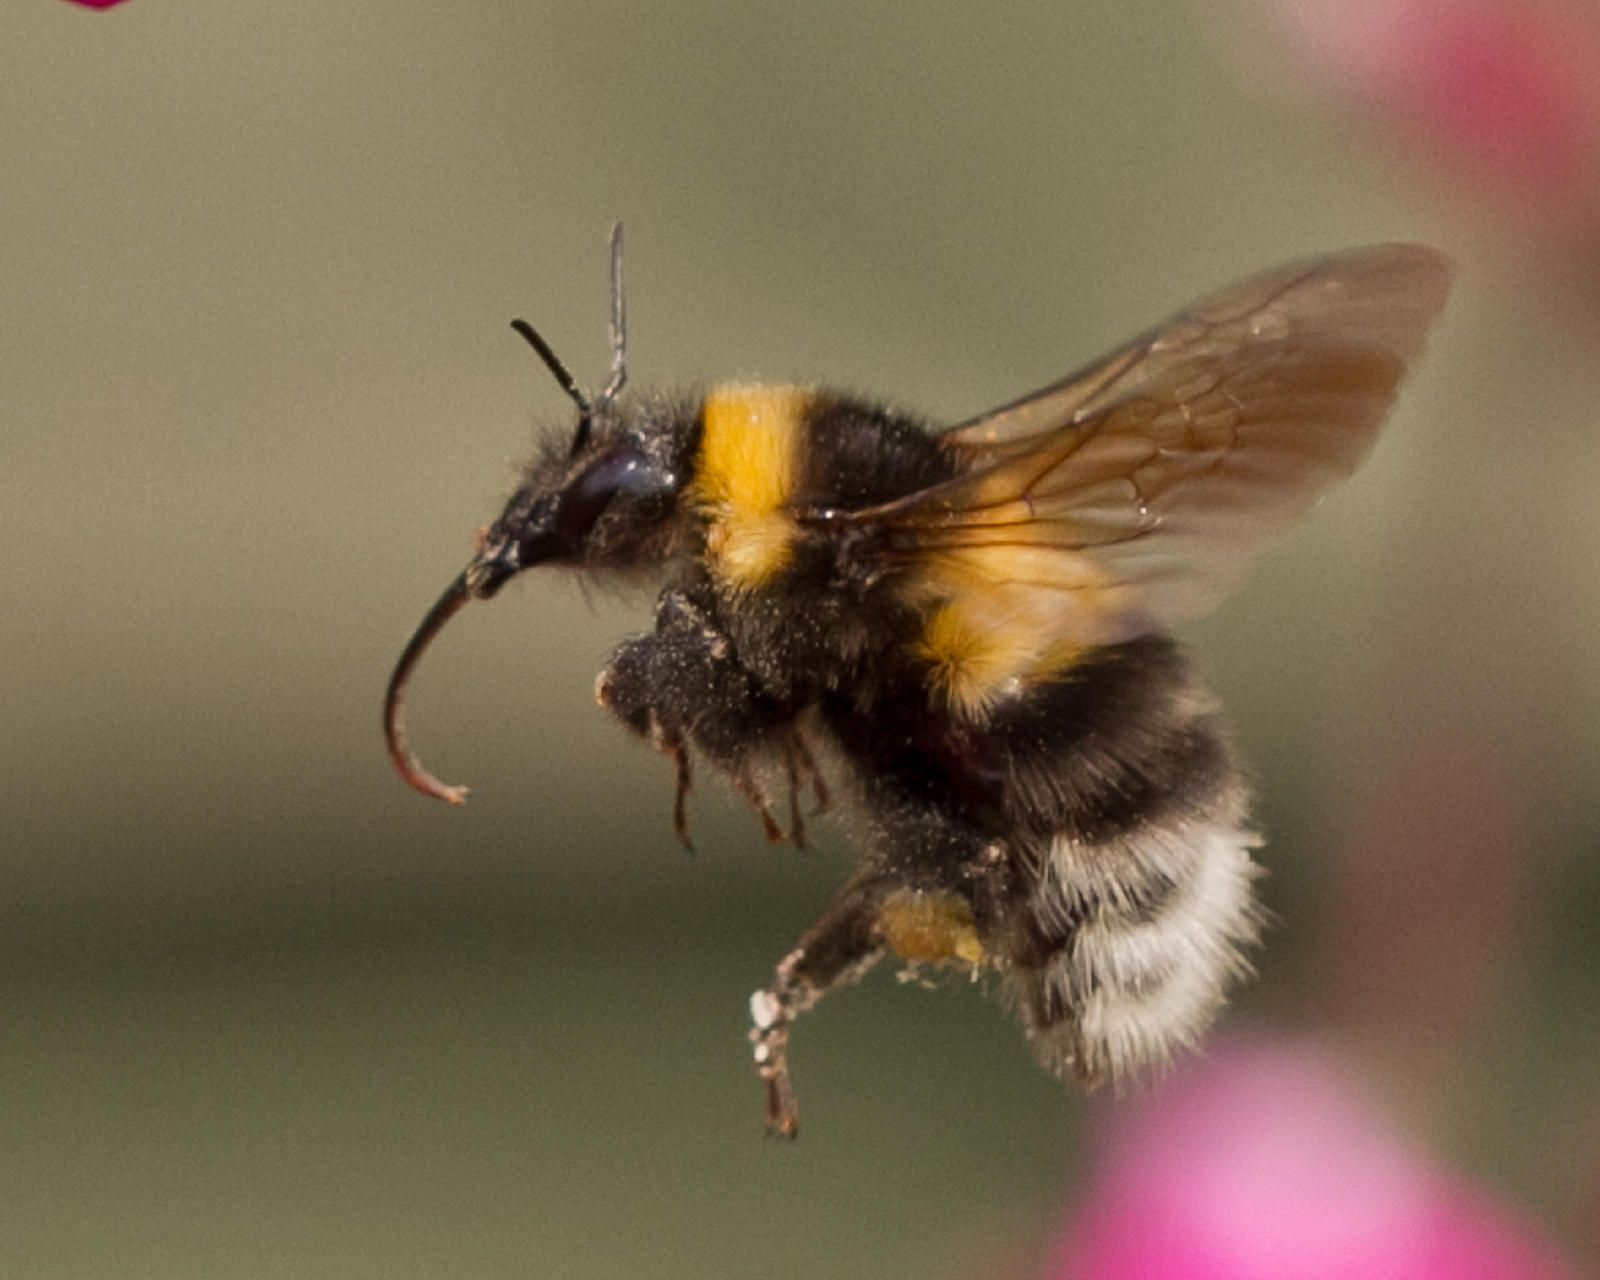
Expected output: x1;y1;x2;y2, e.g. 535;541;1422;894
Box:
843;244;1452;645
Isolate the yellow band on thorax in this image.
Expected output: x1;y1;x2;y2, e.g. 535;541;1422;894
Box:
692;384;808;587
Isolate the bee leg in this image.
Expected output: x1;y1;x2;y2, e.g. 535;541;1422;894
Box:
671;747;693;849
791;732;831;815
597;640;702;844
599;584;801;845
651;589;797;844
731;765;786;844
647;716;694;851
749;871;890;1138
780;737;808;850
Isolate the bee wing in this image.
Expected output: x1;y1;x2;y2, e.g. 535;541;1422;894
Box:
840;244;1452;644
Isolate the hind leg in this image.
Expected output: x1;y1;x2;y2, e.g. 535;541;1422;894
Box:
748;869;893;1138
749;822;1006;1137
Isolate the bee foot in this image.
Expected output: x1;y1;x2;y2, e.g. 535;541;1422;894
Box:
749;988;800;1139
732;767;786;844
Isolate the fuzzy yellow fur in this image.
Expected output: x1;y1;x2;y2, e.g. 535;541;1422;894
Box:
915;576;1103;718
691;384;808;587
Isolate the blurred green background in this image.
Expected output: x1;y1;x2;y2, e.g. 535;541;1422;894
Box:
5;1;1599;1276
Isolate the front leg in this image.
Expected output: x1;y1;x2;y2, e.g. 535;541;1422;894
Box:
596;587;821;846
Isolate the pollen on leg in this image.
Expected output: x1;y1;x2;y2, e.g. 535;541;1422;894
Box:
750;989;782;1033
877;888;985;967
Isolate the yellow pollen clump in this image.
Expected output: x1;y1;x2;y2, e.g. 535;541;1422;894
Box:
877;889;985;967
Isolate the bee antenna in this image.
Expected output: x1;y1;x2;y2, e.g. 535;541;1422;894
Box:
509;224;628;457
510;318;592;418
596;222;627;410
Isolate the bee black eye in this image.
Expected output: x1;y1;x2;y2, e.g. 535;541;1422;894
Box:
553;448;663;546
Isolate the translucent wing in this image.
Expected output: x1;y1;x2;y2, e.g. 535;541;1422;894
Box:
845;244;1451;634
829;245;1451;711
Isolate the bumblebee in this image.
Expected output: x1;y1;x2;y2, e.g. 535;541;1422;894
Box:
385;229;1451;1136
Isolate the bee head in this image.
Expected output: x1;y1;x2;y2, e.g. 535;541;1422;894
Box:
467;409;685;598
386;224;684;804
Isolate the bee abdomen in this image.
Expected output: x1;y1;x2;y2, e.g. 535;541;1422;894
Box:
1013;808;1263;1086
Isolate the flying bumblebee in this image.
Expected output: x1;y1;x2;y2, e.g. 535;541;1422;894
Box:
384;229;1451;1137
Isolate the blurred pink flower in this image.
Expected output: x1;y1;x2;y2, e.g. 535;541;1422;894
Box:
1049;1041;1573;1280
1253;0;1600;248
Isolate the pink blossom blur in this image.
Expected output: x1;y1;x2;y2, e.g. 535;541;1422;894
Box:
1260;0;1600;246
1049;1041;1573;1280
